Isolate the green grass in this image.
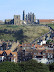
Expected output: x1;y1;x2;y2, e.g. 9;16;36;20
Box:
0;24;49;43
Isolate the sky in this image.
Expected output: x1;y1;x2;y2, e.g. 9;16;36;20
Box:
0;0;54;21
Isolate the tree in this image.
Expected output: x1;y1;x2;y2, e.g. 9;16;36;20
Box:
48;63;54;72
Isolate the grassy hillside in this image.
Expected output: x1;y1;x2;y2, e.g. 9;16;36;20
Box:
0;25;49;43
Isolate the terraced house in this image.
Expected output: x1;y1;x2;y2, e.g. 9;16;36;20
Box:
0;50;17;63
18;43;54;64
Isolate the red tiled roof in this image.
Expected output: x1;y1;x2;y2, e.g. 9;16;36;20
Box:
0;50;17;57
39;19;54;22
37;50;44;53
5;50;12;55
12;52;17;57
32;44;34;47
0;50;3;54
46;50;53;53
19;44;22;46
35;44;43;48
